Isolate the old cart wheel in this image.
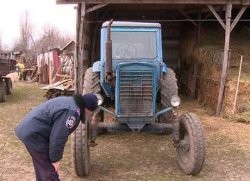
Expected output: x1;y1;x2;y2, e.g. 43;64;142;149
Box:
0;80;7;102
176;113;206;175
6;78;13;95
71;120;90;177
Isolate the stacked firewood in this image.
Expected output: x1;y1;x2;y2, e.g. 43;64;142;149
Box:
41;79;75;100
44;88;74;100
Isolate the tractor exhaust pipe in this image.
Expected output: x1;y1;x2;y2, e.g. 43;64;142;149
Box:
105;19;113;84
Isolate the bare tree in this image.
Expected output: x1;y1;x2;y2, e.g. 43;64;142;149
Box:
36;24;72;53
11;11;37;66
13;11;34;52
10;13;73;66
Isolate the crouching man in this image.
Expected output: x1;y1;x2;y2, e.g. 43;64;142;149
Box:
15;93;98;181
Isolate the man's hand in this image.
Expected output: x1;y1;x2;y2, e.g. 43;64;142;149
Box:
52;162;60;172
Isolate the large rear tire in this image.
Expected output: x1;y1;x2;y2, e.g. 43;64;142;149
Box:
83;67;101;94
176;113;206;175
71;67;102;177
83;67;104;123
0;80;7;102
84;68;104;143
159;68;178;122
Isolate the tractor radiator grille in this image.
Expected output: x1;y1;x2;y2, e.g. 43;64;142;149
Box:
119;70;153;116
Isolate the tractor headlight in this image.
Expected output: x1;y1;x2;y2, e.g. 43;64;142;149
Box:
95;94;104;106
171;95;181;108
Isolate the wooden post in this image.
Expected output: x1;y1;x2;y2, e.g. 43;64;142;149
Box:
91;24;99;65
216;2;232;116
49;55;53;85
233;55;243;114
73;7;78;92
74;3;83;93
190;11;201;99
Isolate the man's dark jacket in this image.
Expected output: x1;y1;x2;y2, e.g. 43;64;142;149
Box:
15;96;82;163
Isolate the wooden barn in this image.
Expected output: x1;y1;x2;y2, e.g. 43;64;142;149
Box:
56;0;250;115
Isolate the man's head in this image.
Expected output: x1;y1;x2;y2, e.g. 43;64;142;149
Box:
82;93;98;112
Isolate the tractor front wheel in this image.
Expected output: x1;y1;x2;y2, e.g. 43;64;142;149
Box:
71;121;90;177
176;113;206;175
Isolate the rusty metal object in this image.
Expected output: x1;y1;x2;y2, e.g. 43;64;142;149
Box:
0;58;16;102
90;110;102;143
0;58;16;77
105;20;114;84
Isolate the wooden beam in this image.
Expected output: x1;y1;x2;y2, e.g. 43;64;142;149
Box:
74;3;85;93
208;5;225;30
216;2;232;116
57;0;82;3
91;24;100;64
179;10;197;26
231;6;247;32
74;3;80;93
57;0;250;5
86;4;108;13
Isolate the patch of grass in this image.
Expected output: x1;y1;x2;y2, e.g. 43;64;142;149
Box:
6;82;46;103
207;134;246;159
0;83;45;145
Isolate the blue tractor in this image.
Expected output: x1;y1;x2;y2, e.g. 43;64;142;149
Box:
72;21;206;176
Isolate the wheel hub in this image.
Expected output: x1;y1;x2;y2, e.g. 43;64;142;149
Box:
179;134;189;152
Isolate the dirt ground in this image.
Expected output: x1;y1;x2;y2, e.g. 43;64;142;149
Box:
0;82;250;181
